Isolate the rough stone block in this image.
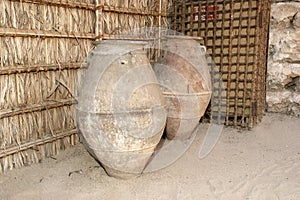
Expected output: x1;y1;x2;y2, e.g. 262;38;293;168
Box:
267;2;300;116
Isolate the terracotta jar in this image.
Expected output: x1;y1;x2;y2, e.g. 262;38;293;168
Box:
153;36;212;140
76;40;167;179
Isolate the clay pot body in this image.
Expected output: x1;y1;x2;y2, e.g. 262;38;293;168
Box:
153;36;212;140
76;40;167;179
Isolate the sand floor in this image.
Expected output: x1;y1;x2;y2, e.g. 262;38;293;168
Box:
0;113;299;200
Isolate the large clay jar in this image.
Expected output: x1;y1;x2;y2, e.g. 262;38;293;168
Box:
153;36;211;140
76;40;167;179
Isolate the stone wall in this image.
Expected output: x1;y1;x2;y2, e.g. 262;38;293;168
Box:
267;1;300;116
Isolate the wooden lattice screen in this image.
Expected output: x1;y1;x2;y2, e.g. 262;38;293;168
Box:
171;0;271;128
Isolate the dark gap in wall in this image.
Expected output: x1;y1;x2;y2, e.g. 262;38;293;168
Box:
284;75;300;92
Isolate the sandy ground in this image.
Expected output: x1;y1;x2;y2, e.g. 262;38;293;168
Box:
0;113;299;200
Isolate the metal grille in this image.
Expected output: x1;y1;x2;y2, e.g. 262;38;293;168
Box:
171;0;271;128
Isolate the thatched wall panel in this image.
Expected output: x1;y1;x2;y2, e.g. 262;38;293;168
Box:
0;1;95;34
96;0;173;39
0;104;76;147
0;37;92;67
0;68;82;109
0;0;94;172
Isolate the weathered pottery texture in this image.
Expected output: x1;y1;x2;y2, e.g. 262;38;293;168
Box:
153;36;212;140
77;40;167;179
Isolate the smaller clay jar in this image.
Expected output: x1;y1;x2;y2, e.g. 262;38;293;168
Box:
153;36;212;140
